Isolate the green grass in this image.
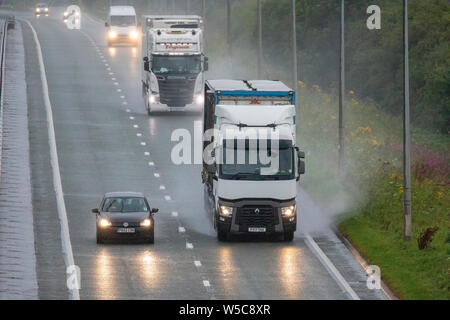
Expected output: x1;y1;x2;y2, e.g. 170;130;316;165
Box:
292;84;449;300
339;176;449;300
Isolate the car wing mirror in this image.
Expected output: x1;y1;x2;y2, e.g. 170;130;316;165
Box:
105;22;109;27
151;208;159;214
92;208;100;214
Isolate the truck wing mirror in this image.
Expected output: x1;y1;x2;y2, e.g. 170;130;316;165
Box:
105;22;109;27
92;208;100;214
298;160;305;175
204;57;209;71
297;149;305;159
207;163;217;174
143;56;150;72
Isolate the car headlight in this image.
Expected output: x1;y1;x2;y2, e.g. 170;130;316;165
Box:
129;30;138;39
36;8;40;12
64;12;68;17
140;219;151;227
45;8;49;12
281;206;296;218
108;31;117;39
99;218;111;228
219;206;233;218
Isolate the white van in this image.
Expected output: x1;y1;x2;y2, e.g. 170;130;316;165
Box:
105;6;139;46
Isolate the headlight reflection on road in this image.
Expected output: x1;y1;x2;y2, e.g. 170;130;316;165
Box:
218;247;235;295
279;247;303;298
108;47;116;57
138;251;159;288
95;249;116;299
131;47;138;58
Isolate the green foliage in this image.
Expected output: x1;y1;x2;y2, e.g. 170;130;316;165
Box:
339;175;449;300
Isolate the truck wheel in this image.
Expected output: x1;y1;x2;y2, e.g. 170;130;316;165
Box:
217;230;230;242
147;103;152;115
284;231;294;242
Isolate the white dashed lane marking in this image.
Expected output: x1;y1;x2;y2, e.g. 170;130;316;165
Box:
178;227;186;233
194;261;202;267
148;161;154;166
154;173;160;178
186;242;194;249
171;211;178;217
164;195;172;201
203;280;211;287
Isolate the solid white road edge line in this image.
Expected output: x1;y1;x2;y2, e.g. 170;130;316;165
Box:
24;20;80;300
305;234;360;300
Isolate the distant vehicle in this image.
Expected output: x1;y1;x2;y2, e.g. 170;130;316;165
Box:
92;192;159;244
105;6;138;47
35;3;49;16
141;15;208;113
63;9;79;22
202;80;305;242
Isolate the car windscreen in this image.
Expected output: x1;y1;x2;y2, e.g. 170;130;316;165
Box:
110;15;136;27
102;197;148;213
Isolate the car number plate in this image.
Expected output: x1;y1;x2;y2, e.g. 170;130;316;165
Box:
117;228;135;233
248;227;266;233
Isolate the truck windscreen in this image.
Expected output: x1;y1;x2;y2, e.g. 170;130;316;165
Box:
110;16;136;26
219;140;295;181
152;55;201;74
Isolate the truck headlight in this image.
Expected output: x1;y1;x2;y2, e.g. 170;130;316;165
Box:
129;30;139;39
99;218;111;228
195;94;204;104
219;206;233;218
281;206;296;218
36;8;40;13
140;219;151;227
108;31;117;39
149;95;156;104
45;8;49;12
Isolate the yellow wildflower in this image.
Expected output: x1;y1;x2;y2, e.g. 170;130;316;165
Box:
391;173;397;179
352;98;359;105
312;85;321;92
298;81;306;88
399;187;404;195
371;139;379;146
331;115;337;120
437;192;443;199
349;90;355;95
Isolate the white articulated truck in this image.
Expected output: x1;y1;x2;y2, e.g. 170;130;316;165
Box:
202;80;306;242
141;15;208;114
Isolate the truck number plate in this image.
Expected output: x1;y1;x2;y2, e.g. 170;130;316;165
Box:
248;227;266;233
117;228;135;233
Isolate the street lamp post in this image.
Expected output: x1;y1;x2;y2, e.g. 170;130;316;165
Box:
403;0;412;241
227;0;232;75
291;0;298;97
339;0;345;170
257;0;263;79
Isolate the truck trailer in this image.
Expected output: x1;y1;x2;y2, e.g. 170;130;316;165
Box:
141;15;208;113
202;80;306;242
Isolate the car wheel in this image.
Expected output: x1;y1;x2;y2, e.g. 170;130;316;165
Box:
147;230;154;244
284;231;294;242
96;228;104;244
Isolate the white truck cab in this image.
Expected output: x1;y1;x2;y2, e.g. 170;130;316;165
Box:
105;6;139;47
202;80;306;242
141;15;208;113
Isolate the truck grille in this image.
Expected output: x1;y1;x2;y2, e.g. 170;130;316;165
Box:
158;76;196;107
236;206;278;232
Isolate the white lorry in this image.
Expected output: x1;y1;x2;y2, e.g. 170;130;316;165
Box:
202;80;306;242
141;15;208;113
105;6;139;47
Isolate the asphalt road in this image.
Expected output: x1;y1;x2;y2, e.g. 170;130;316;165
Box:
20;8;353;300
